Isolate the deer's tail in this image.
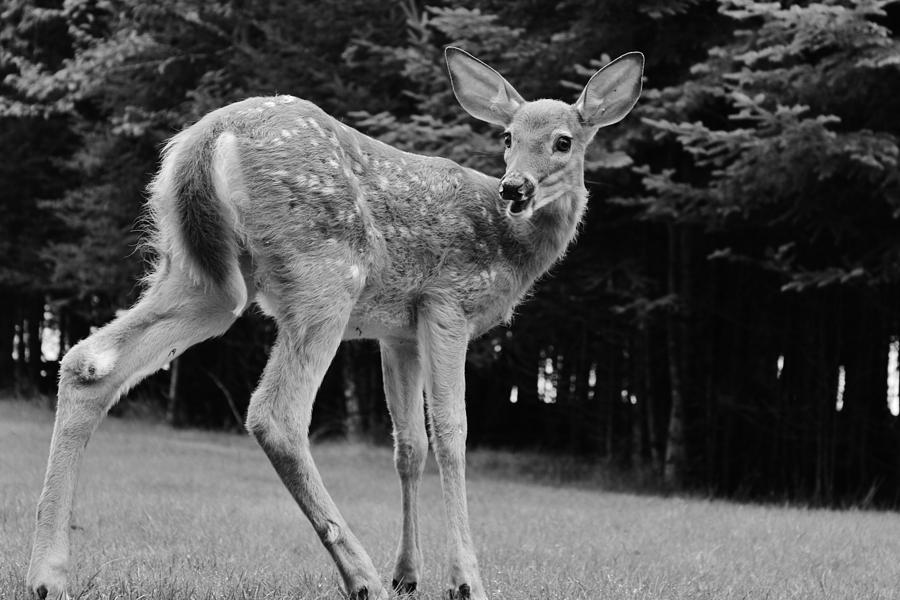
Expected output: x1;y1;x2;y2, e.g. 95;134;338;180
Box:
146;121;248;316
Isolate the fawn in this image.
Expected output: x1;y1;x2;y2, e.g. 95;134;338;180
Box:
27;47;643;599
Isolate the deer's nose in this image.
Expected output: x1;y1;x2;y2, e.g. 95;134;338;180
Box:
499;174;535;201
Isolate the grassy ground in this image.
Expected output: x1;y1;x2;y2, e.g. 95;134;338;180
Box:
2;400;900;600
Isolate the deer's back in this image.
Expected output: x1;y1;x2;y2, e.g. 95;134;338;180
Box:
191;96;526;337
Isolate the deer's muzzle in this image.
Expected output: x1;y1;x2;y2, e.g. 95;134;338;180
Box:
499;173;536;215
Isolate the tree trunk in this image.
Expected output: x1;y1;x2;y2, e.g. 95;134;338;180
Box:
14;302;30;396
664;224;686;488
166;357;181;426
664;327;686;487
0;290;15;388
342;344;363;441
639;327;662;474
27;296;43;388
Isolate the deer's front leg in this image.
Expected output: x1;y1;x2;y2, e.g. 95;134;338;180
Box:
417;304;486;600
380;339;427;594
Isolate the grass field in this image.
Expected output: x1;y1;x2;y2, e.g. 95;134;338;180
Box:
2;400;900;600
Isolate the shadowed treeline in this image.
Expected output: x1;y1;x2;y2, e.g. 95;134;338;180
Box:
2;0;900;506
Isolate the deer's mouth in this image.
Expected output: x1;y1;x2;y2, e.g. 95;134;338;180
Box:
499;172;537;217
508;195;532;215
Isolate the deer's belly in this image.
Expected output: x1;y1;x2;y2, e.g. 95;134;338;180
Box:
341;318;414;342
345;265;520;342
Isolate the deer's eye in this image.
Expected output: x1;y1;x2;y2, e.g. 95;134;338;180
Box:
554;136;572;153
502;132;511;149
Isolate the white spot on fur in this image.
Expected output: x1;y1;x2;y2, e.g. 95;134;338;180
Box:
308;119;326;137
264;101;276;107
324;522;341;545
91;349;117;378
281;129;292;138
255;292;277;317
349;265;361;279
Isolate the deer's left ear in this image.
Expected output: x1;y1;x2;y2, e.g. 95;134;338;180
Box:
445;46;525;128
575;52;644;129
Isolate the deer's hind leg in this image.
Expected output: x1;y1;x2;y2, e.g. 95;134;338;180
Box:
246;299;385;600
380;339;427;594
27;263;240;600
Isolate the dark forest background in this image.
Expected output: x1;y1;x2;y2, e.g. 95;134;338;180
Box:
3;0;900;506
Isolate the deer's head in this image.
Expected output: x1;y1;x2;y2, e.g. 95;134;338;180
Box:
446;47;643;219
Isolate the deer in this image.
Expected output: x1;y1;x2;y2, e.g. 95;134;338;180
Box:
26;47;643;600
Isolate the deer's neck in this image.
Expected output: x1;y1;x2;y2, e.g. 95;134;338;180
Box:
462;165;588;305
509;183;588;279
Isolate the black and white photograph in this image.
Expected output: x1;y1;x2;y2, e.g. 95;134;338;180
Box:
2;1;900;598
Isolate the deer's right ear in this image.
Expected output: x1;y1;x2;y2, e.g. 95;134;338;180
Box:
445;47;524;128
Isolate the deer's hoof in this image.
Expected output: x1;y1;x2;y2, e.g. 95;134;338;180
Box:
30;581;69;600
447;583;471;599
349;582;390;600
27;562;69;600
29;582;69;600
350;586;368;600
392;578;417;595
